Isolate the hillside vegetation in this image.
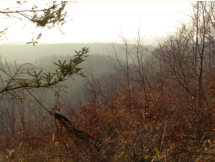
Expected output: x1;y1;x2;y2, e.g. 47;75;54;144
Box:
1;2;215;162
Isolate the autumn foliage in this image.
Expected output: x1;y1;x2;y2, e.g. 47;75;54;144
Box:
0;69;215;161
1;2;215;161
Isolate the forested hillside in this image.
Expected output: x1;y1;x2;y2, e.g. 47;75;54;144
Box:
1;1;215;162
0;43;117;63
0;43;155;64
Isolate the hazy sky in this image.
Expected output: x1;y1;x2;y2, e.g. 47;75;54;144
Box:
0;1;193;44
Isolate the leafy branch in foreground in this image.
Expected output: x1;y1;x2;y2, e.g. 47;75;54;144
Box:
0;47;89;94
0;1;72;42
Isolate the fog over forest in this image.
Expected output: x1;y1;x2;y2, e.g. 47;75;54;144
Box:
1;1;215;161
0;42;155;108
0;39;156;63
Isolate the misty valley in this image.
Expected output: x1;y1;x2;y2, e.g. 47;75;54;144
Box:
0;1;215;162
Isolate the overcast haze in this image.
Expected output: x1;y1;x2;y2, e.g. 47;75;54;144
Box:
0;1;192;44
